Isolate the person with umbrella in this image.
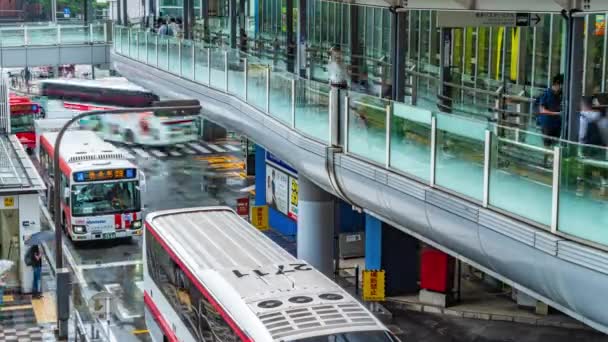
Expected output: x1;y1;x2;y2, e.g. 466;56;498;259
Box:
25;231;54;299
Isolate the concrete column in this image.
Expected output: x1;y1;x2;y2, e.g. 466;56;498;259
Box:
116;0;122;25
285;0;294;72
439;27;453;113
364;214;382;270
230;0;238;48
296;0;307;77
297;177;334;276
349;5;361;84
83;0;89;24
51;0;57;22
390;8;406;102
565;15;584;141
202;0;210;41
183;0;195;39
122;0;129;25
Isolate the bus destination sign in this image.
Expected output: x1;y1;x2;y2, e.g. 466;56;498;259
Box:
73;168;137;182
10;103;39;114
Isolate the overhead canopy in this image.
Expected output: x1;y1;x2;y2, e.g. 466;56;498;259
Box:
399;0;607;13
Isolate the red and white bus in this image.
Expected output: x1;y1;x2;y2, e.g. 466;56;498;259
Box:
9;94;42;152
63;101;199;146
144;207;399;342
39;130;145;241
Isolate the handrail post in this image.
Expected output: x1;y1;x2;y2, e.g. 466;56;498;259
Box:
192;43;196;79
430;116;437;186
207;48;211;85
550;146;561;233
135;31;140;60
291;79;296;129
266;67;270;112
89;23;93;43
155;35;159;67
385;103;391;168
244;58;249;100
224;51;229;92
23;26;28;45
329;87;339;146
179;40;183;75
166;39;170;70
344;95;350;153
57;26;61;45
483;130;491;207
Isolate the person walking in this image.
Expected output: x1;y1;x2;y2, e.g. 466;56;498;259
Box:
31;245;42;298
538;74;564;145
328;46;348;89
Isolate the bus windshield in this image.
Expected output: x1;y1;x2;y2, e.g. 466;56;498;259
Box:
10;113;36;133
294;331;398;342
71;181;140;216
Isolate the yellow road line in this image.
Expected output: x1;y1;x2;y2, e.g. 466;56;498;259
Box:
1;304;32;312
132;329;150;335
2;295;14;302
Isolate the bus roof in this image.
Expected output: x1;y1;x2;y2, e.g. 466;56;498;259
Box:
39;77;151;92
146;207;388;341
41;131;134;170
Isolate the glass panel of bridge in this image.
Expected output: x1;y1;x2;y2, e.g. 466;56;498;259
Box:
489;126;554;226
347;92;388;165
558;142;608;246
62;25;90;44
169;38;180;74
120;27;130;55
390;103;432;182
147;32;158;67
227;50;246;99
181;40;194;78
268;68;294;125
294;78;330;143
246;59;268;111
158;37;170;71
28;27;58;46
435;113;486;201
91;24;105;42
137;31;147;62
209;48;227;90
1;28;25;47
128;29;138;58
194;42;210;85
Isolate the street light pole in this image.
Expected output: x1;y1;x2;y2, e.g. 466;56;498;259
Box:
53;103;200;339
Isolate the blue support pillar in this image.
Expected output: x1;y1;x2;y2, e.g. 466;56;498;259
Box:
365;214;382;270
254;145;267;206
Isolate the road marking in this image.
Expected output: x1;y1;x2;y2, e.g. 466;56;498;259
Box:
207;143;226;153
224;144;240;151
150;149;167;158
168;150;182;157
175;144;186;149
133;330;150;335
132;148;151;159
181;146;197;154
78;260;143;270
188;142;211;154
118;148;135;159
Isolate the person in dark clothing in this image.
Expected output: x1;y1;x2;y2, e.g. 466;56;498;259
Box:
538;74;564;146
31;245;42;298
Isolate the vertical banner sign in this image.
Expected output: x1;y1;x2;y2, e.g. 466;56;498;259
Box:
265;152;298;221
251;205;269;230
362;270;386;301
236;197;250;219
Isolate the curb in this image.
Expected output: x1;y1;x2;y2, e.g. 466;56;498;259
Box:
385;299;592;331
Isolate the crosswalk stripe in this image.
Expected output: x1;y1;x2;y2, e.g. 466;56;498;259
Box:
176;144;186;149
132;148;151;159
169;150;182;157
118;148;135;159
207;144;226;153
224;144;240;152
150;149;167;158
188;142;211;154
181;147;197;154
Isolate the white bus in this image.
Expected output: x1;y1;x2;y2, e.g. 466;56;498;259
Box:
63;101;200;146
39;130;145;241
144;206;399;342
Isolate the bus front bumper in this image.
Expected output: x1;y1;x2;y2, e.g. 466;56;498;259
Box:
70;228;142;241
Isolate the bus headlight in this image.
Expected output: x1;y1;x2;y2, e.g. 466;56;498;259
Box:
73;225;87;234
132;220;142;229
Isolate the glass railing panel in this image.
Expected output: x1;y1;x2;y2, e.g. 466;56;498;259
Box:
294;78;330;143
558;142;608;245
91;24;105;42
181;40;194;78
158;37;170;71
347;92;388;165
246;61;267;110
209;48;227;90
489;127;554;226
28;27;58;45
61;26;90;44
194;43;209;85
268;69;294;124
390;103;433;181
146;32;157;66
435;113;487;201
120;27;129;54
227;50;245;99
137;31;147;62
0;28;25;46
127;29;137;57
168;39;180;74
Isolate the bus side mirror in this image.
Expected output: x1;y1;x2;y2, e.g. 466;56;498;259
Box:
138;171;147;193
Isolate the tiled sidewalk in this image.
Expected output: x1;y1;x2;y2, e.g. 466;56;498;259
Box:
0;293;56;342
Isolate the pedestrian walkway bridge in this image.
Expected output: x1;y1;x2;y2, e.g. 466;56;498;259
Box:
111;27;608;333
0;24;111;68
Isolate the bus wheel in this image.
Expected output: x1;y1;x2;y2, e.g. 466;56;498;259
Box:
124;130;135;144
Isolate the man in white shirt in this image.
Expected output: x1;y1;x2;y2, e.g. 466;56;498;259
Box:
328;46;347;89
